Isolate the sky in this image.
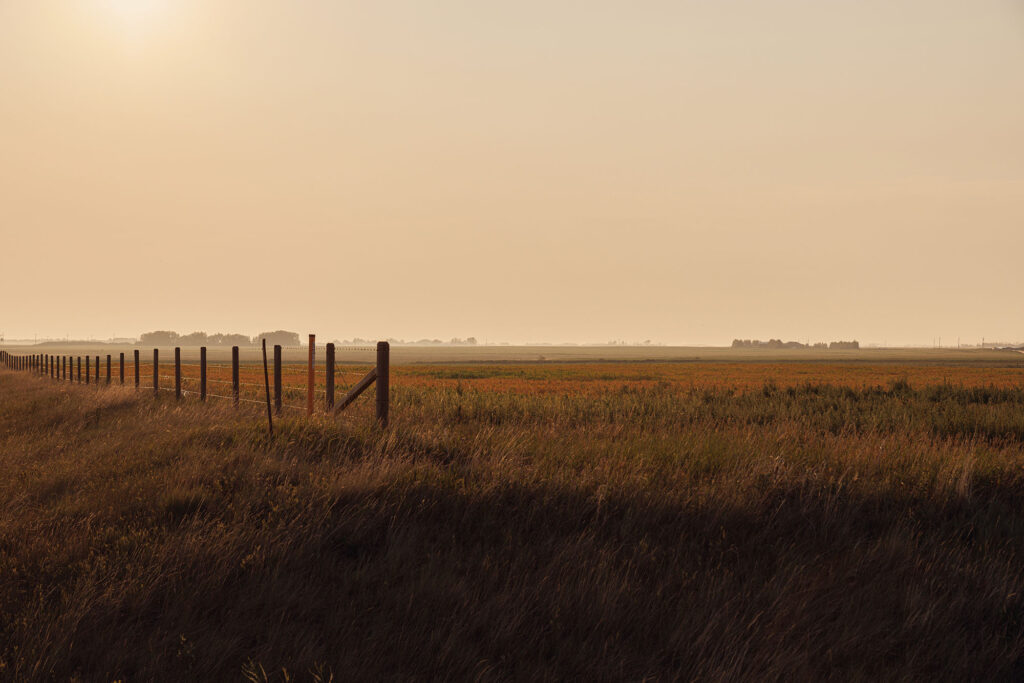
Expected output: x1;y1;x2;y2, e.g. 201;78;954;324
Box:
1;0;1022;345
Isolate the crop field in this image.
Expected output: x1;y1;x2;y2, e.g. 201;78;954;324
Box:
49;356;1024;407
1;358;1024;679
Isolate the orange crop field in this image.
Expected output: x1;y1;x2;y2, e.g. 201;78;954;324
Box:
138;361;1024;408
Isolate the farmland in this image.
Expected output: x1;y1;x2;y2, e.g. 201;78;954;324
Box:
1;356;1024;679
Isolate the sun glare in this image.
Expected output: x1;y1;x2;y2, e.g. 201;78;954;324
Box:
98;0;170;33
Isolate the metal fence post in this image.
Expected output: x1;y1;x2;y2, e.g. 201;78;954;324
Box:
307;334;315;416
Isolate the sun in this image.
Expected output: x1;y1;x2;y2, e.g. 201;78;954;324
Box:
98;0;170;32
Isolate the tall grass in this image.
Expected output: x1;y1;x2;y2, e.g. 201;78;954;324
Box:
1;370;1023;680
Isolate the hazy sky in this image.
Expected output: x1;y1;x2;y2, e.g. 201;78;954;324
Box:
1;1;1022;345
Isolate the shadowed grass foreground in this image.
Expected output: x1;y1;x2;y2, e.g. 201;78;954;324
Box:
1;370;1023;680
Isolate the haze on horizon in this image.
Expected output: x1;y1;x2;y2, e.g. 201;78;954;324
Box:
1;1;1022;347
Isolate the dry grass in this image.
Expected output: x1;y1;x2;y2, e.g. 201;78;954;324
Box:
1;366;1023;681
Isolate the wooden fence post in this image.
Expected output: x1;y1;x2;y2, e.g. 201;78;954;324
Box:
134;350;140;389
95;356;99;384
376;341;389;427
175;347;181;400
77;357;81;382
119;353;124;385
262;339;273;437
307;334;315;416
200;347;207;401
326;343;335;410
232;346;239;406
85;356;90;385
62;356;66;380
106;355;111;385
153;349;159;397
273;345;282;415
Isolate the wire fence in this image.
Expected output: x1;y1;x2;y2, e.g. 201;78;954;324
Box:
0;337;390;427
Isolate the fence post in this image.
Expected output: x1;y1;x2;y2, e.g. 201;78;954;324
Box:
85;356;90;385
273;344;282;415
307;334;315;416
153;349;159;397
95;356;100;385
119;353;124;385
200;347;207;401
134;350;140;389
326;343;335;410
77;357;81;382
376;341;389;427
175;347;181;400
232;346;239;406
106;355;111;385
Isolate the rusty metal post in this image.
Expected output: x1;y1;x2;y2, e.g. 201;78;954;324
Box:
307;334;315;416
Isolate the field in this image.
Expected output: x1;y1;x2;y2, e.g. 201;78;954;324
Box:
2;355;1024;680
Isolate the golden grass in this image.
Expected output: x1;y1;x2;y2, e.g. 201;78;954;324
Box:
1;365;1023;680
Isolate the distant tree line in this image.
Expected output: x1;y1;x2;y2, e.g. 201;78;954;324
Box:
136;331;483;347
732;339;859;350
139;330;301;347
335;337;478;346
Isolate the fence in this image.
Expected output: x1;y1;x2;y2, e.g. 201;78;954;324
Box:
0;336;390;427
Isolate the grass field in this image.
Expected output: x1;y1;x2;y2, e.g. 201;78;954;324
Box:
1;360;1024;680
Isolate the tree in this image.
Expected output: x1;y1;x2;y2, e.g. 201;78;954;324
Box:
256;330;300;347
139;331;179;346
178;331;208;346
